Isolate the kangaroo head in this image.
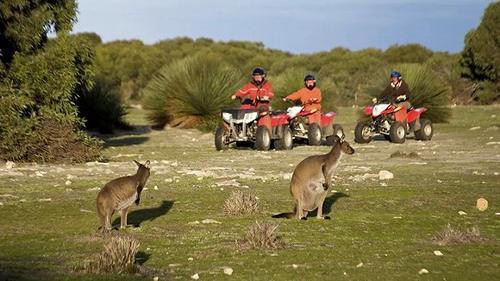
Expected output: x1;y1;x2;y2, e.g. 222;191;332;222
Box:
331;134;355;155
133;160;151;180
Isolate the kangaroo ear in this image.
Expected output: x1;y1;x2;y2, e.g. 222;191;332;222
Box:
144;160;151;169
133;160;141;167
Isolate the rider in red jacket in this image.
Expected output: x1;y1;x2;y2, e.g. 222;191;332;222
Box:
232;67;274;130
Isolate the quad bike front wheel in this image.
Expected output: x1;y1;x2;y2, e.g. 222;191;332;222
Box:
307;123;322;145
414;118;433;141
326;124;344;145
389;121;406;143
255;125;271;151
215;126;229;150
274;126;293;150
354;122;372;143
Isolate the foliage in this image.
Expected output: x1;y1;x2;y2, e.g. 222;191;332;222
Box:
460;2;500;103
0;0;101;162
142;54;243;129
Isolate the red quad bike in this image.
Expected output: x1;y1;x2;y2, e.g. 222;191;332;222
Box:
285;103;344;145
354;98;433;144
215;98;292;151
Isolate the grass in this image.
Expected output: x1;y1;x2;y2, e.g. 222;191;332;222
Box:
0;105;499;280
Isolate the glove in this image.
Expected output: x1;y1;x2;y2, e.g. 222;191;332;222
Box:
372;97;378;104
260;95;269;101
396;95;406;102
231;95;237;100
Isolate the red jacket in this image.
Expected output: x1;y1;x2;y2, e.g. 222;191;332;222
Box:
234;80;274;109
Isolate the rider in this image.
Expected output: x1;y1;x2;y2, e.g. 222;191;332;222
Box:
283;74;322;124
378;70;411;110
376;70;420;130
231;67;274;130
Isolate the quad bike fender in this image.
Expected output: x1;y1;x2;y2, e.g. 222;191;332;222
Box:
407;107;428;123
363;106;373;116
257;114;272;133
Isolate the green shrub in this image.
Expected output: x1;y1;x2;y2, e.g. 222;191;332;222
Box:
142;54;243;130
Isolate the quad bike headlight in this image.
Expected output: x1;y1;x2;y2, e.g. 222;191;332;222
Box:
222;112;232;122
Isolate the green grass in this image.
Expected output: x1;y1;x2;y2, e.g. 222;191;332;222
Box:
1;106;499;280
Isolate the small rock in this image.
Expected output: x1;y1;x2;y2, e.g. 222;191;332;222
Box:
154;185;159;190
380;182;387;187
38;198;52;202
153;277;159;281
486;141;500;145
79;208;93;213
418;268;429;275
188;221;200;225
378;170;394;180
356;262;364;268
0;202;4;206
437;179;443;183
66;174;76;180
223;266;233;275
35;171;44;177
5;161;15;169
433;250;443;256
393;216;402;219
188;257;194;261
458;211;467;216
191;273;199;280
201;219;221;224
495;212;500;216
476;198;488;211
494;172;499;176
65;180;72;186
469;126;480;131
19;199;26;202
292;264;298;269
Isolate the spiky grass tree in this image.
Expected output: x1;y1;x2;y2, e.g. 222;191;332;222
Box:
142;54;243;130
364;63;451;122
272;67;339;112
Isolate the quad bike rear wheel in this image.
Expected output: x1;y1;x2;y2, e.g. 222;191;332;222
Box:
389;121;406;143
354;121;372;143
308;123;322;145
415;118;433;141
326;124;344;145
274;126;293;150
214;126;229;150
255;125;271;150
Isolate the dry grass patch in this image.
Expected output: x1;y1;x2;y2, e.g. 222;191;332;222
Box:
238;221;285;250
79;235;140;274
224;190;259;216
432;224;484;246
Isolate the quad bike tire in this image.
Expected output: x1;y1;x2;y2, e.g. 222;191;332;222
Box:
214;126;229;151
255;125;271;151
274;126;293;150
326;124;344;145
307;123;322;146
389;121;406;143
414;118;433;141
354;122;372;143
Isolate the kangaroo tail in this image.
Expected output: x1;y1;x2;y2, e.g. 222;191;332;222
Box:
271;212;295;219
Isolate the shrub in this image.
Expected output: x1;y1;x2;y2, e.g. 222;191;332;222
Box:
223;190;259;216
432;224;483;246
80;236;140;274
238;221;285;250
142;54;243;130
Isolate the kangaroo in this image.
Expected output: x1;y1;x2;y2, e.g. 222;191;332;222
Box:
96;160;151;231
272;136;354;220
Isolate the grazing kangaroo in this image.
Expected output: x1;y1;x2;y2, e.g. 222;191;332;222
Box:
272;136;354;220
96;160;151;231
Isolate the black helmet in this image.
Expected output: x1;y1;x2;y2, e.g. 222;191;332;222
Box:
251;67;266;76
304;74;316;81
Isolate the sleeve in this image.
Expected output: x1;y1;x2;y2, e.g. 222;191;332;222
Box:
264;84;274;99
234;84;250;98
285;89;302;101
379;84;391;100
314;89;322;103
402;82;410;100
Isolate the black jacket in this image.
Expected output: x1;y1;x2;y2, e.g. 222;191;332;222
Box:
380;80;411;103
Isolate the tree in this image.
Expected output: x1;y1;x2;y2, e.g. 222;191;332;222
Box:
0;0;100;162
460;2;500;103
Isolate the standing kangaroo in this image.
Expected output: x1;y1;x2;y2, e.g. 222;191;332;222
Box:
96;160;151;231
273;136;354;220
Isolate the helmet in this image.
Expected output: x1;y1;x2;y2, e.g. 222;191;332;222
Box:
390;71;402;78
251;67;266;76
304;74;316;81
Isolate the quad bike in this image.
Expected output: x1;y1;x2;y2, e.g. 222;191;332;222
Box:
215;99;292;151
354;97;433;144
285;102;344;145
